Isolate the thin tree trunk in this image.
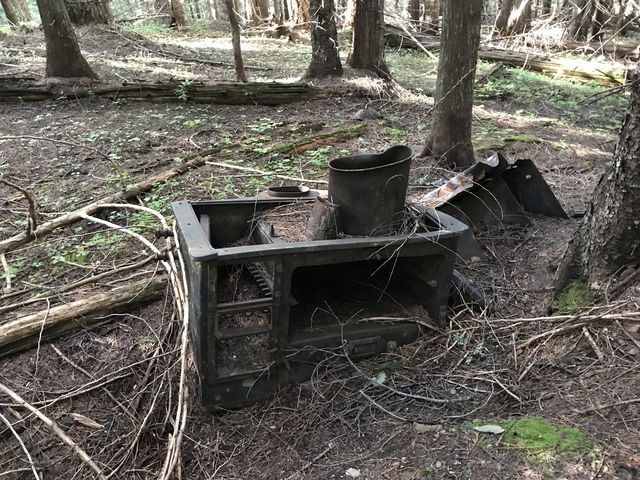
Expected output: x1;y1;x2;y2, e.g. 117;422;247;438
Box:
557;66;640;290
494;0;516;35
424;0;439;32
305;0;342;78
591;0;610;41
35;0;98;80
349;0;389;79
567;0;594;40
296;0;310;25
171;0;188;24
407;0;420;25
224;0;248;81
421;0;482;168
63;0;113;24
541;0;551;15
0;0;31;27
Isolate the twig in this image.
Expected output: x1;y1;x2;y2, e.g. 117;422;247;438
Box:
0;254;10;292
285;442;334;480
0;177;38;237
206;160;328;185
582;326;604;361
0;381;106;480
576;397;640;414
360;390;410;422
0;412;41;480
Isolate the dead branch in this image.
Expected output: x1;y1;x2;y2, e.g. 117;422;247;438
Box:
576;397;640;414
0;135;108;161
0;411;41;480
0;381;107;480
0;255;156;316
0;276;166;358
0;177;39;237
0;254;10;293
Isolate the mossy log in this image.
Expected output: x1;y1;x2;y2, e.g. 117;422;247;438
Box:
0;277;166;358
0;81;332;105
383;24;628;85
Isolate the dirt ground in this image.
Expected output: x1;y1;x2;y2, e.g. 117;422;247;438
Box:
1;24;639;480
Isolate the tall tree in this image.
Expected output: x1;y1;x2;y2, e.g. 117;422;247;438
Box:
224;0;247;81
557;67;640;290
349;0;389;79
0;0;31;27
156;0;188;25
421;0;482;168
63;0;112;24
304;0;342;78
35;0;98;80
493;0;531;37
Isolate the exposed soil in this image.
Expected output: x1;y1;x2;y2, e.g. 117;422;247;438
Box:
1;24;639;480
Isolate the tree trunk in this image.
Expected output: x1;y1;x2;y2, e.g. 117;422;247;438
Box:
273;0;284;23
494;0;531;36
305;0;342;78
424;0;439;32
156;0;188;25
421;0;482;168
567;0;594;41
35;0;98;80
407;0;420;26
63;0;113;24
349;0;389;79
0;0;31;27
296;0;310;25
494;0;516;35
541;0;551;16
171;0;188;24
591;0;610;41
224;0;248;81
557;66;640;291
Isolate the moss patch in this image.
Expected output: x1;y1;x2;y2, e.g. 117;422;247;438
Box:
551;281;593;315
474;417;594;460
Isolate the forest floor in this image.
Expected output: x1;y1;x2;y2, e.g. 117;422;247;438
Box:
0;22;639;480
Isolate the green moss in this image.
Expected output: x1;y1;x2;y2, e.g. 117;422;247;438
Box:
473;417;594;460
551;281;593;315
505;133;540;143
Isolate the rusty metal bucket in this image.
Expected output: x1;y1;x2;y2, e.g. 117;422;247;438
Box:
328;145;413;236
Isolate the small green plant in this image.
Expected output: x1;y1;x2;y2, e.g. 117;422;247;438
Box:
247;118;283;133
175;79;194;102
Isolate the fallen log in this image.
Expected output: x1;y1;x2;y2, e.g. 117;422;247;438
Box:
0;277;166;358
0;81;332;105
383;24;628;85
562;39;640;61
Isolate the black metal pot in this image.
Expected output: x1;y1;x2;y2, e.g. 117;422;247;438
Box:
328;145;413;236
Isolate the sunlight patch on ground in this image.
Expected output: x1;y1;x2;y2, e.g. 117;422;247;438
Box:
100;57;199;81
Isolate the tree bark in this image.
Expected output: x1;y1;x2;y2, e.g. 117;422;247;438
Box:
35;0;98;80
156;0;188;25
557;66;640;291
0;0;31;27
224;0;248;81
421;0;482;168
349;0;389;79
305;0;342;78
64;0;113;24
